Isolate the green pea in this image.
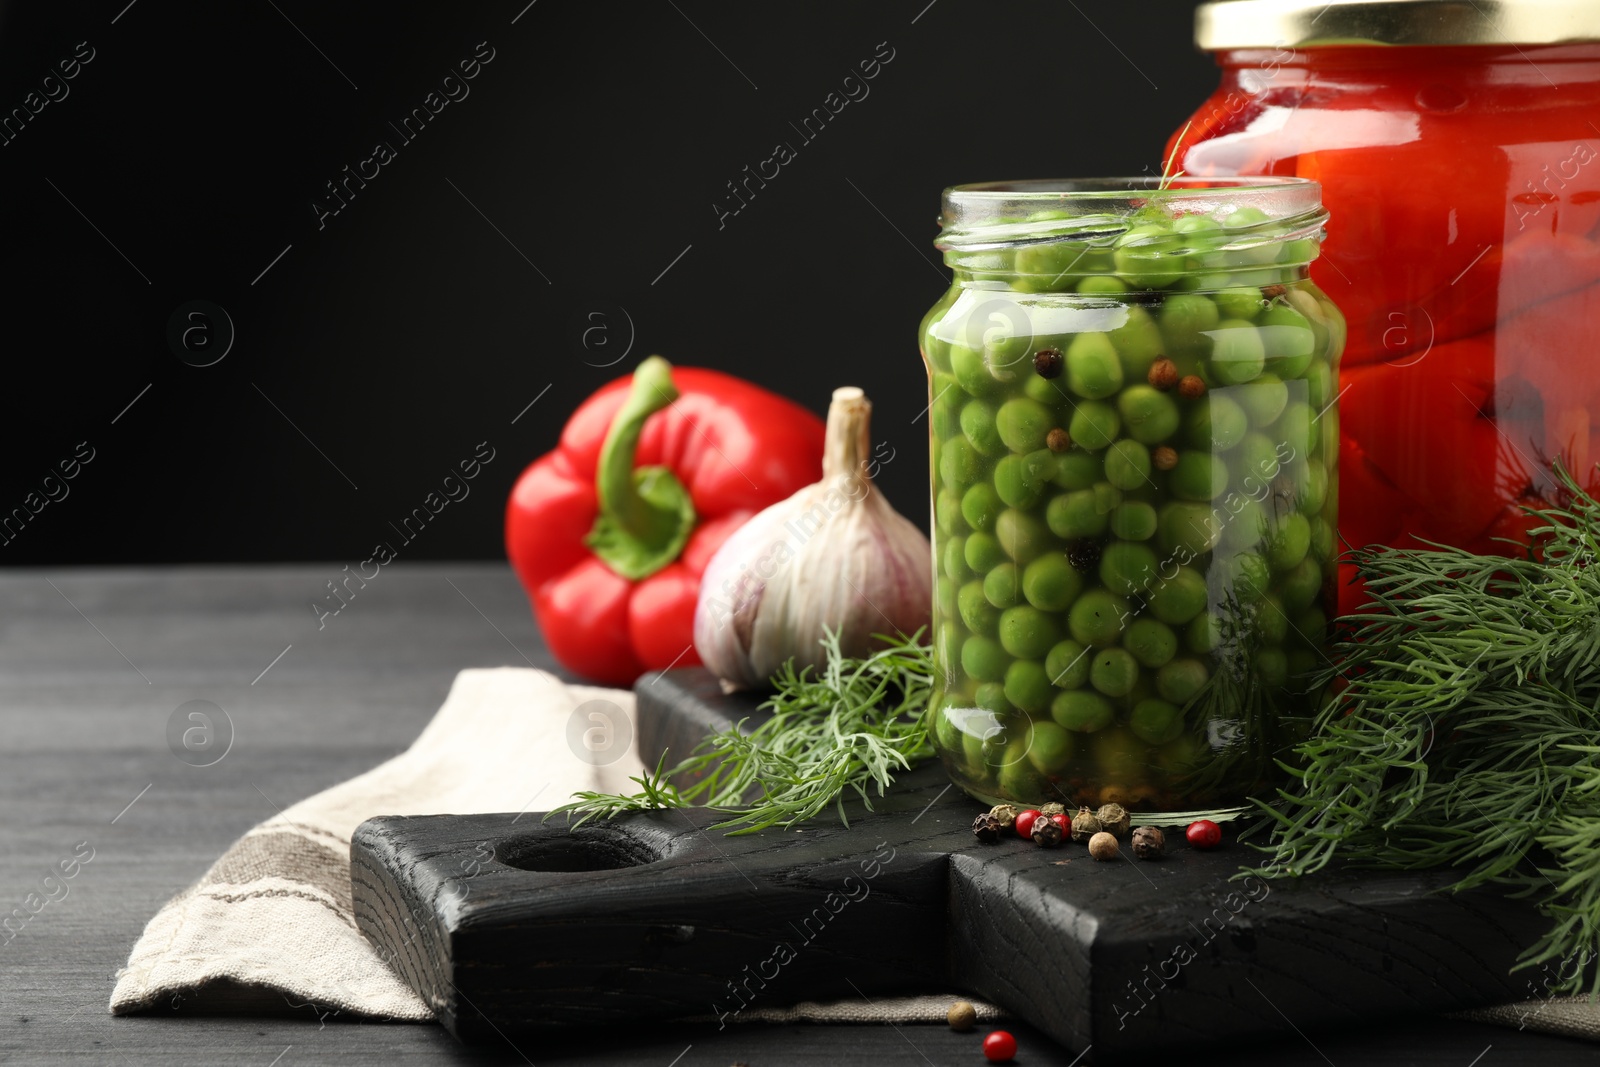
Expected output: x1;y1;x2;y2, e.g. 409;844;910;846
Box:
1068;589;1131;647
1219;497;1267;552
1108;305;1164;380
1223;204;1271;229
974;682;1014;715
1260;303;1316;379
1068;401;1120;450
993;455;1044;509
1066;333;1124;400
935;623;964;676
961;400;1004;457
1078;275;1128;296
944;536;974;583
1026;720;1075;773
984;329;1034;383
1156;733;1212;776
1297;459;1328;516
1025;372;1070;406
1113;223;1183;289
1185;394;1248;451
1305;359;1333;412
1004;659;1054;714
937;576;956;620
1208;318;1267;385
1173;214;1224;243
1124;618;1178;668
1157;658;1210;704
1265;512;1311;572
1218;550;1270;603
983;564;1022;609
1129;698;1184;745
1233;432;1283;485
1053;450;1102;490
959;579;1000;635
1280;557;1323;614
1100;541;1159;597
997;508;1051;565
965;531;1005;573
1236;374;1289;426
1254;647;1290;688
1094;481;1124;514
1257;595;1290;645
1091;727;1149;782
949;343;1000;397
1157;501;1222;556
961;635;1009;682
1046;489;1109;539
1117;385;1181;445
1090;648;1140;697
999;745;1048;798
1148;565;1208;625
1171;451;1229;501
1023;554;1083;612
1015;241;1090;283
1051;689;1115;733
1046;638;1092;689
1295;607;1329;646
921;313;954;374
1110;501;1158;541
1159;293;1221;359
1186;613;1223;654
961;483;1002;533
1275;402;1314;462
1104;439;1153;491
997;397;1054;453
931;373;962;440
939;436;982;489
999;605;1061;659
1214;286;1266;322
935;489;967;535
1310;516;1334;562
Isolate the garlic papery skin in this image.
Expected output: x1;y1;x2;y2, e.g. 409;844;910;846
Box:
693;386;932;689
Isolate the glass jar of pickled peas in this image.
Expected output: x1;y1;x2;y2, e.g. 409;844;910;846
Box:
920;177;1344;809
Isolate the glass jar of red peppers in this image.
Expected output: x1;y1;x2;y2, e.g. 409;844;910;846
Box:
1176;1;1600;613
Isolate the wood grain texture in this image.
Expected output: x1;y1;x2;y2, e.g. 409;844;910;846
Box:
3;566;1593;1066
353;667;1562;1059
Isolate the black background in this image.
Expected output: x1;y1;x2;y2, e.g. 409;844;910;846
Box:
0;0;1215;564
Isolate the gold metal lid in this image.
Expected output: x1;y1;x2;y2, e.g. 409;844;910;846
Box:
1196;0;1600;48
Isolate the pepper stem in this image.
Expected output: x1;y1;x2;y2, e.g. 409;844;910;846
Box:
585;356;698;581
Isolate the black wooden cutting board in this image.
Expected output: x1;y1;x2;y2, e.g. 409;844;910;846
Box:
350;667;1554;1058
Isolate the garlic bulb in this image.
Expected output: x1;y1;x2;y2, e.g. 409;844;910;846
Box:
693;386;932;689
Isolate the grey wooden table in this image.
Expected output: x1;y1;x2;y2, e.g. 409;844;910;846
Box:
2;565;1594;1066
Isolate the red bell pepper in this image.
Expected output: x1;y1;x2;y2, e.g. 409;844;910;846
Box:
505;356;825;685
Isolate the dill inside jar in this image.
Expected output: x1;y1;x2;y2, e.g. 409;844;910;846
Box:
920;177;1344;809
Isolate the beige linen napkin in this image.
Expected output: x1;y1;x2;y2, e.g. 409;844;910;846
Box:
109;667;994;1025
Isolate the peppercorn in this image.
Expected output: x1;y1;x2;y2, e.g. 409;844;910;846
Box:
1147;357;1179;391
1096;803;1131;838
1088;831;1119;861
1131;825;1165;860
1038;802;1066;818
1186;819;1223;849
1261;282;1287;300
1013;809;1041;840
947;999;977;1032
1066;539;1101;573
1152;445;1178;471
1046;427;1071;453
988;803;1021;830
1178;375;1207;399
1070;806;1102;843
1033;348;1063;379
1031;814;1064;848
972;812;1003;843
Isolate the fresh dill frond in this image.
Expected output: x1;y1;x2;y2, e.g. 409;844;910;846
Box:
548;630;936;835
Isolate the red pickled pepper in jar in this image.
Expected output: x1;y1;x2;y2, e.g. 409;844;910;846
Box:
1170;3;1600;613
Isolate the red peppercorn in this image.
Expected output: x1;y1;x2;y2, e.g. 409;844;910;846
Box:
1178;375;1207;399
1014;809;1040;840
1051;812;1069;834
1147;357;1179;391
983;1030;1018;1063
1152;445;1178;471
1186;819;1223;849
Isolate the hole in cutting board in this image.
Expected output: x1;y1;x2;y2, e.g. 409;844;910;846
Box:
496;827;661;873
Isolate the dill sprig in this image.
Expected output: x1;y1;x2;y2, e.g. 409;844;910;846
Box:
550;630;936;835
1247;463;1600;993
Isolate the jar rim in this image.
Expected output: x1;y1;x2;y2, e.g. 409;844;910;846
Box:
946;176;1319;199
1197;0;1600;49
